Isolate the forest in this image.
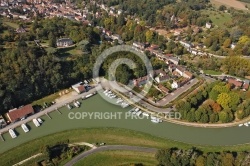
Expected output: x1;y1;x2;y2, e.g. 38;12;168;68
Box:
0;15;172;114
190;56;250;78
176;81;250;123
156;147;250;166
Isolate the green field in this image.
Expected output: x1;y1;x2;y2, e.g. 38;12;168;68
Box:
75;150;157;166
0;128;190;166
3;21;19;29
204;70;222;75
56;45;82;60
202;10;232;28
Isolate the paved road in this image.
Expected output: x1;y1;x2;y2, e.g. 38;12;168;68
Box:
0;76;215;134
157;78;198;105
64;145;158;166
98;78;199;112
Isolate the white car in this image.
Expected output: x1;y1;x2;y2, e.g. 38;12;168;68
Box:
37;118;43;124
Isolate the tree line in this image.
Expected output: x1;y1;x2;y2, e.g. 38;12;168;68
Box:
156;147;250;166
176;81;250;123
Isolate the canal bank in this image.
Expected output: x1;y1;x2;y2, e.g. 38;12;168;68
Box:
1;94;250;154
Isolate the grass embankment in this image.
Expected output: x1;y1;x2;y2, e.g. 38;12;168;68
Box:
3;21;19;29
2;128;250;166
31;92;59;106
204;70;222;75
75;150;158;166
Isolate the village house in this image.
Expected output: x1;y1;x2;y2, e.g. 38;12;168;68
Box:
243;80;250;91
167;56;179;65
227;78;243;88
56;38;73;47
111;34;121;40
133;76;149;87
168;64;177;73
16;27;26;33
153;69;170;83
72;82;86;94
175;66;193;79
183;71;193;79
6;104;35;122
179;41;192;49
206;22;212;29
171;80;179;89
132;42;146;50
158;84;170;94
175;66;186;76
230;43;236;50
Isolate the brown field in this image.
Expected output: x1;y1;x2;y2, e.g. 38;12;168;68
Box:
211;0;248;10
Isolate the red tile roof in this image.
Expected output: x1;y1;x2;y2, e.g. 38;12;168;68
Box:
158;84;169;93
7;104;34;122
77;85;86;93
228;78;243;87
184;71;193;78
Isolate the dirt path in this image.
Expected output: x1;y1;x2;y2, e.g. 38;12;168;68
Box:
211;0;248;10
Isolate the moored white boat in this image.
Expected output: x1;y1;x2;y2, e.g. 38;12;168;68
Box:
33;119;40;127
142;112;149;117
74;102;79;108
21;123;29;133
151;119;159;123
76;101;81;105
136;111;142;116
67;104;72;110
239;124;243;127
9;129;17;138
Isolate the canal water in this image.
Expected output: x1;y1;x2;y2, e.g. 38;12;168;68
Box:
0;94;249;153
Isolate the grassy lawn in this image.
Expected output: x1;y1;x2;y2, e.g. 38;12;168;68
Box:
3;21;19;29
31;92;60;106
202;10;232;28
75;150;158;166
0;128;190;166
56;45;82;60
204;70;222;75
3;127;250;166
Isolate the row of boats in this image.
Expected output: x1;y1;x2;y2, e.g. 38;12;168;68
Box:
67;100;81;110
104;89;162;123
8;118;43;139
239;121;250;127
128;107;163;123
103;90;129;108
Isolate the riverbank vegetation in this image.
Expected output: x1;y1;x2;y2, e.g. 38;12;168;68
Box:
176;81;250;123
3;128;250;166
156;147;250;166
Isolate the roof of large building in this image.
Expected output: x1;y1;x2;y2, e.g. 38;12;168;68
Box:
228;78;243;87
57;38;72;43
77;85;86;93
7;104;34;122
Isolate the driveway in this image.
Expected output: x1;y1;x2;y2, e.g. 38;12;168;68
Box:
64;145;158;166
